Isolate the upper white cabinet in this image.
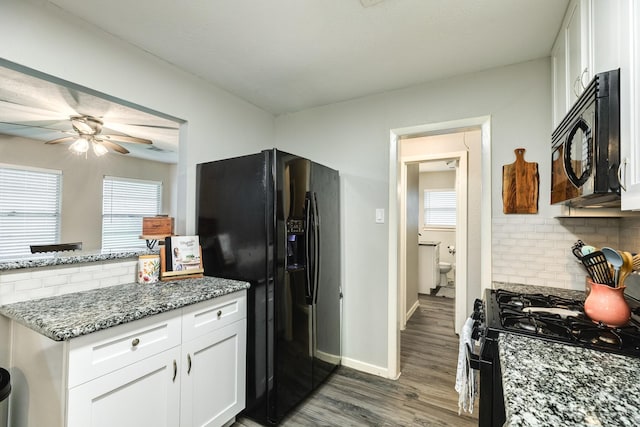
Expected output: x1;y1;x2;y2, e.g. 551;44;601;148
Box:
620;0;640;210
551;0;593;128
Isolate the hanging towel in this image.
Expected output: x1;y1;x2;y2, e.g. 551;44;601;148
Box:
455;316;477;415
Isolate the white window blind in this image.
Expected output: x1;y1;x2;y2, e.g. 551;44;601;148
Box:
424;189;456;227
102;176;162;250
0;164;62;259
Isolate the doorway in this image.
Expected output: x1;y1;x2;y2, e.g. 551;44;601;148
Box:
398;149;468;332
386;116;492;379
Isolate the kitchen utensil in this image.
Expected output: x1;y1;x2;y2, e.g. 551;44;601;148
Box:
633;253;640;271
571;240;584;260
581;245;596;256
602;247;624;286
619;251;634;287
581;250;614;286
502;148;539;214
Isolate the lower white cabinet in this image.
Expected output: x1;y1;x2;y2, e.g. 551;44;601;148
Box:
181;320;246;427
67;346;182;427
8;290;247;427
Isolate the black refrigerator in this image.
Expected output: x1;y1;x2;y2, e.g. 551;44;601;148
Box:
196;149;342;425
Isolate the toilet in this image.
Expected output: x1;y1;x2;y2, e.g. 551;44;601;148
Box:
439;262;452;287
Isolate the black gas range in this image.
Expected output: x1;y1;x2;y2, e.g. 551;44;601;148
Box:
469;288;640;427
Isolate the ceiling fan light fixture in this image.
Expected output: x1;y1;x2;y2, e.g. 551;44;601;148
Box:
69;137;89;155
71;115;101;135
92;141;109;157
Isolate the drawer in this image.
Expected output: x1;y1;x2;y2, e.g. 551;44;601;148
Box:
68;310;181;388
182;290;246;343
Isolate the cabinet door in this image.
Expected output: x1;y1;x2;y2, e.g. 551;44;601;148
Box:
591;0;621;74
551;30;568;128
566;0;592;106
67;346;181;427
180;319;247;427
621;0;640;210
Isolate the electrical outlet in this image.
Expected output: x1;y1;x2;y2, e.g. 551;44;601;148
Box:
375;208;385;223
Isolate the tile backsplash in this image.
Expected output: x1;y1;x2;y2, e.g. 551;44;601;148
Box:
0;259;137;305
491;216;640;290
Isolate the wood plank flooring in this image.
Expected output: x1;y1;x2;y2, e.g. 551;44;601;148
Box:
234;294;478;426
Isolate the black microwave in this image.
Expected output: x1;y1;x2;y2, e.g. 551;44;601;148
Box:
551;69;620;207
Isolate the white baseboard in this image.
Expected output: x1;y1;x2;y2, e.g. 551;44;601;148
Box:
406;299;420;321
315;349;341;365
342;356;398;379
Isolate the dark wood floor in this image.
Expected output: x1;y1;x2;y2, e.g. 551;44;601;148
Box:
234;294;478;426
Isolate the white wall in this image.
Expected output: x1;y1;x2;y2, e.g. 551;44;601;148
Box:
275;58;553;373
0;0;274;238
405;164;419;319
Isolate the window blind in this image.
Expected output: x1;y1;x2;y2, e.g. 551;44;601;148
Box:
424;189;456;227
0;165;62;259
102;176;162;250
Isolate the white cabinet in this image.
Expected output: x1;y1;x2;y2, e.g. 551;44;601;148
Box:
181;320;246;427
180;293;247;427
620;0;640;210
551;0;593;127
8;290;247;427
67;347;181;427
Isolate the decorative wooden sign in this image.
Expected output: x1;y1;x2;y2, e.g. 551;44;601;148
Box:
502;148;539;214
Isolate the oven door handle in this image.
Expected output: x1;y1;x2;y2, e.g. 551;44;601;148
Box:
466;343;492;370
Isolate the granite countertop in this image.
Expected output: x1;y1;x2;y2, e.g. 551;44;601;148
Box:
499;333;640;427
0;249;156;271
492;281;586;300
0;276;250;341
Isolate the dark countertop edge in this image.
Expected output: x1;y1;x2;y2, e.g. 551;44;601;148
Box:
0;278;250;341
0;249;158;271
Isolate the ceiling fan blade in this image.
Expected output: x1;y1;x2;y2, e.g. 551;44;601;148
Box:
45;136;76;145
96;138;130;154
100;134;152;145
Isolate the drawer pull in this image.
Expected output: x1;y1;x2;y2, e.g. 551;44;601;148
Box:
131;338;140;347
187;354;192;375
173;360;177;382
217;310;222;318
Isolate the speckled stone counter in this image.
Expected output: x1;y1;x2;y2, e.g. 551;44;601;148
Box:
0;276;250;341
0;249;156;271
492;281;586;301
499;332;640;427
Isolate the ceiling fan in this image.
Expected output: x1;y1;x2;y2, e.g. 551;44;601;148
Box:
45;115;152;156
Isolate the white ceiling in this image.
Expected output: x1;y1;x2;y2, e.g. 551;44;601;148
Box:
46;0;569;115
1;0;569;163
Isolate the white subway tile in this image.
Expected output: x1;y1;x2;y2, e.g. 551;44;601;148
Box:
0;271;32;283
42;275;68;287
14;278;43;292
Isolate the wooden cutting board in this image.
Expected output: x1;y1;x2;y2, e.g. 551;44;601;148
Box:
502;148;539;214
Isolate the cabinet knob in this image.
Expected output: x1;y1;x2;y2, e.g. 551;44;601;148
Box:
132;338;140;347
217;310;222;318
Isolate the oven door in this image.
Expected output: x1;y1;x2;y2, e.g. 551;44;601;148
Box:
467;322;506;427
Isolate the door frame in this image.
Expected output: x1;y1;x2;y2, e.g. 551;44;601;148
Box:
398;150;468;330
387;116;492;379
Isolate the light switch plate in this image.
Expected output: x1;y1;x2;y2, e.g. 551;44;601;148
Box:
375;208;385;223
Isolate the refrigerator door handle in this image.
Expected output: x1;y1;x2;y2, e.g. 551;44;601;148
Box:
313;192;321;304
304;194;313;304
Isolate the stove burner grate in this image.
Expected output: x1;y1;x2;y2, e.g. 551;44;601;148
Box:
494;289;640;357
